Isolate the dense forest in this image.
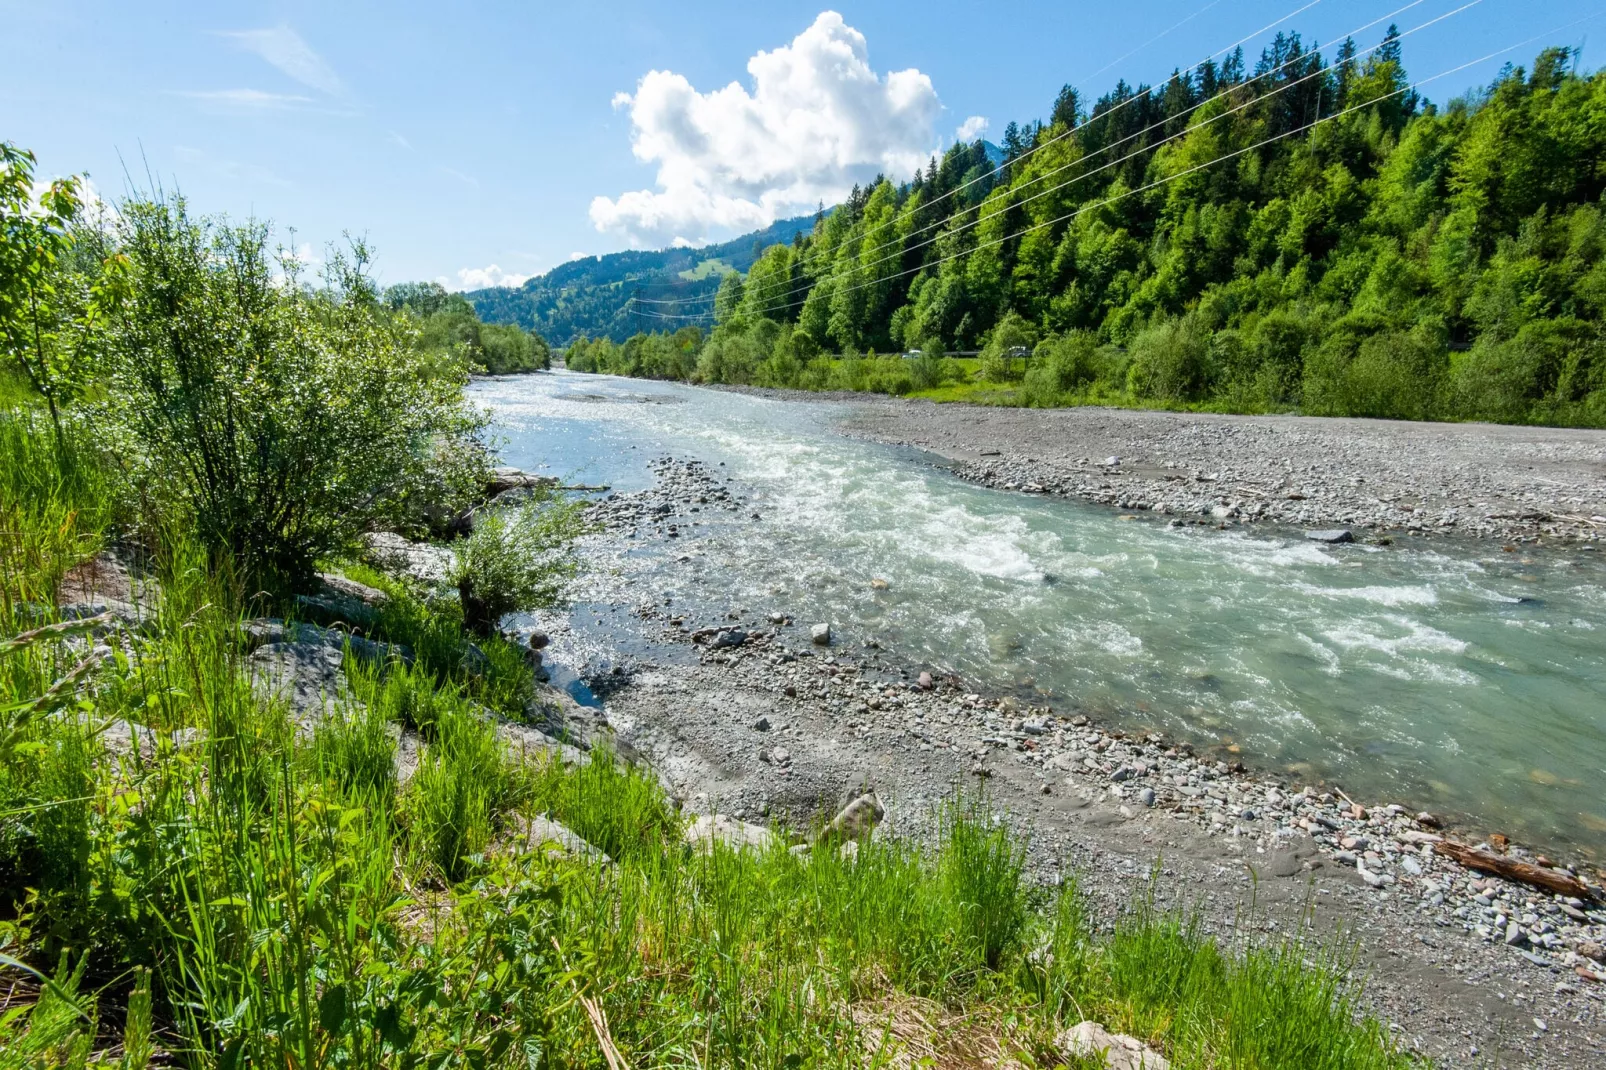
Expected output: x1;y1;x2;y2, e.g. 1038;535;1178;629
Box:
570;33;1606;428
465;214;817;345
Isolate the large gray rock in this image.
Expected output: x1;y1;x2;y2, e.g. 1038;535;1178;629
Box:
684;814;774;853
810;622;831;646
820;792;885;844
510;814;611;864
249;642;349;725
56;552;156;634
241;619;407;667
1056;1021;1170;1070
1304;528;1354;544
362;532;454;587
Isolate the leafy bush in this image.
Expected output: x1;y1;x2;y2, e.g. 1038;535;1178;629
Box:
1128;315;1213;401
90;194;488;587
979;311;1036;382
451;495;584;636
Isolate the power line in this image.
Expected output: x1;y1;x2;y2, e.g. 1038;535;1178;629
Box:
654;13;1600;327
641;0;1486;322
650;0;1439;313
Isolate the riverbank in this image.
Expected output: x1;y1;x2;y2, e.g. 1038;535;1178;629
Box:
715;386;1606;544
511;454;1606;1068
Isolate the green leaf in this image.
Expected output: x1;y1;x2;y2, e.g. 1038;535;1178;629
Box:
318;983;347;1033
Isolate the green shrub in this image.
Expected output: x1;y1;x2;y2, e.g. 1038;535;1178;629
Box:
451;494;584;637
1128;315;1213;401
403;700;521;879
979;311;1037;382
91;194;488;588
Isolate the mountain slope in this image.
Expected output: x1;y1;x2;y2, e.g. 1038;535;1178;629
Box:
467;214;819;344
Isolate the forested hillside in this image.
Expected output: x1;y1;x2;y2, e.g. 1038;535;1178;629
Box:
466;214;817;344
572;33;1606;428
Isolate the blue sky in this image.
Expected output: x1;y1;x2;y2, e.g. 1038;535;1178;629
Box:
4;1;1598;288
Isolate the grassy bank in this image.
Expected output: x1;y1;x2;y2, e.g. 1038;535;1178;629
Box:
0;403;1418;1068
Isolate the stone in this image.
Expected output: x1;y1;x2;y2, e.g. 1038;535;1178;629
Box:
511;814;611;864
315;572;389;606
1577;941;1606;963
1305;529;1354;544
810;622;831;645
1138;787;1157;808
56;552;157;634
917;671;933;691
1056;1021;1170;1070
528;631;551;651
752;716;771;732
685;814;774;853
710;629;748;649
870;578;890;591
821;792;885;844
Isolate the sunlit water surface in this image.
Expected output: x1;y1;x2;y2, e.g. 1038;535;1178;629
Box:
473;372;1606;855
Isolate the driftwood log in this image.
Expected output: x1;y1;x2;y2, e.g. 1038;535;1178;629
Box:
1434;841;1599;902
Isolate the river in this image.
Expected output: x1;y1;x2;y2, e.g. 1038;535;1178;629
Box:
472;371;1606;857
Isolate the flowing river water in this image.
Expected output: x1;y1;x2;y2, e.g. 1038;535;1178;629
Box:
472;371;1606;857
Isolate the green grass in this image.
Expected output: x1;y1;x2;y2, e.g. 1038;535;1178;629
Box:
0;405;1418;1068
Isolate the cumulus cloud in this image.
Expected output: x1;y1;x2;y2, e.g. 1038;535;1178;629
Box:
218;26;346;97
590;11;942;247
443;265;531;291
955;115;989;141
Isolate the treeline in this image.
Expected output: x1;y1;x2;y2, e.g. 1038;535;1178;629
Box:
465;214;817;345
384;281;551;374
581;37;1606;427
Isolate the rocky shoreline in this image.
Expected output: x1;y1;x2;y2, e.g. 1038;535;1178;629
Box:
521;454;1606;1067
722;388;1606;545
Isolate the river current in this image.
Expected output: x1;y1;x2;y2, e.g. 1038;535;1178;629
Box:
472;371;1606;857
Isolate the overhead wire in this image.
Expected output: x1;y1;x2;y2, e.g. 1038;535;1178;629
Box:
635;0;1483;321
631;0;1435;313
662;12;1601;327
629;0;1338;310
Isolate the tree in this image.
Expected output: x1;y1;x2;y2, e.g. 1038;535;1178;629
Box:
713;271;745;325
1051;85;1081;129
0;144;95;438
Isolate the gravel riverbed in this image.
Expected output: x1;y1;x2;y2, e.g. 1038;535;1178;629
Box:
743;392;1606;545
509;452;1606;1068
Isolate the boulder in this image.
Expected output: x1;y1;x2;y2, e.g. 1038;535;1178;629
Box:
56;552;156;634
1304;529;1354;544
810;622;832;646
362;532;454;586
684;814;775;853
510;814;611;864
249;642;349;725
1056;1021;1170;1070
316;572;389;606
820;792;885;844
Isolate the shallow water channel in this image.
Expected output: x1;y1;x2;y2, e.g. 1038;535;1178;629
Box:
474;371;1606;857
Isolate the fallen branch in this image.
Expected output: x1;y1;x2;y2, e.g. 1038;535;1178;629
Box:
1434;841;1599;902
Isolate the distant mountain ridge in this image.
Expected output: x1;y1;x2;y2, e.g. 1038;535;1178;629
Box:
467;214;820;345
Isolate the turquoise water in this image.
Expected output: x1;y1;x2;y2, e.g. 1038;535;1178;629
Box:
474;372;1606;856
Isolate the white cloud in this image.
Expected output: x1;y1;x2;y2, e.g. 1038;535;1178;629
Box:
218;26;345;97
389;131;412;150
440;166;479;188
956;115;989;141
590;11;942;247
568;252;589;261
443;265;531;291
175;88;316;112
